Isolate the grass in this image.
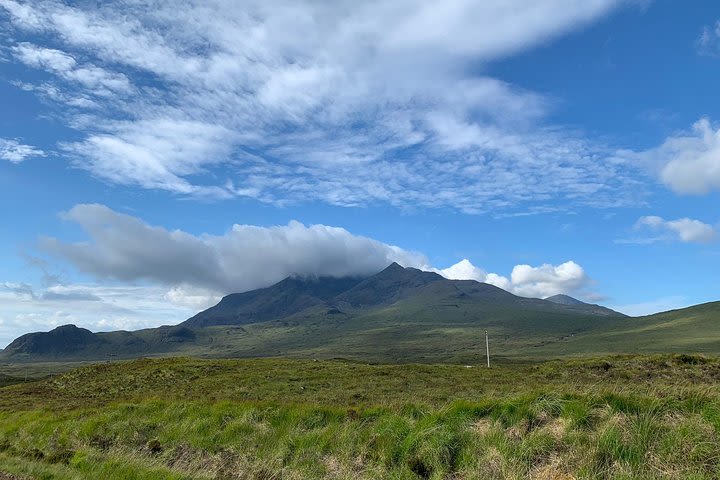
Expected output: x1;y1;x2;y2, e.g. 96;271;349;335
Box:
2;355;720;478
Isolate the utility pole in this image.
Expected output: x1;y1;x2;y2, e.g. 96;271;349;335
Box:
485;329;490;368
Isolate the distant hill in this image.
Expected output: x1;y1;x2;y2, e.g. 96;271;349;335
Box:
545;294;586;306
545;294;620;316
2;324;199;361
526;301;720;357
3;263;717;364
5;324;100;356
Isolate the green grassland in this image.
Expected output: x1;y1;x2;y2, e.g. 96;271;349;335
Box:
3;355;720;479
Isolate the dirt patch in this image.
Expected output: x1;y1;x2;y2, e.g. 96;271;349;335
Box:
530;456;576;480
506;420;528;441
472;418;496;436
541;417;569;440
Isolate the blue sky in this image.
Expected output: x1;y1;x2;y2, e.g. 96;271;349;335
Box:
1;0;719;347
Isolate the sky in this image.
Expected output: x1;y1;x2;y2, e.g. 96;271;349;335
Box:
1;0;719;347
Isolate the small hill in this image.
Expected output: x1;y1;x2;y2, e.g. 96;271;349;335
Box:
1;324;203;362
4;325;103;356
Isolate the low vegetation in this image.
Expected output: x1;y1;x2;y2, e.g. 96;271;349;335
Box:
2;355;720;479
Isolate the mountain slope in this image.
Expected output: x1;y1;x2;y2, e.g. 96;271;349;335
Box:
333;263;444;307
526;301;720;357
183;275;363;328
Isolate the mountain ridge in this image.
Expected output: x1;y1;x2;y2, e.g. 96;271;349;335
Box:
5;263;716;364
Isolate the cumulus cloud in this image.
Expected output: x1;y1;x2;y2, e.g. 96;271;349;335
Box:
507;261;589;298
437;259;488;281
40;204;429;295
633;215;717;244
0;0;642;213
625;118;720;195
434;258;591;298
39;204;594;301
0;138;44;163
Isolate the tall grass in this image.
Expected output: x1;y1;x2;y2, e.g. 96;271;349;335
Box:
2;355;720;478
2;393;720;479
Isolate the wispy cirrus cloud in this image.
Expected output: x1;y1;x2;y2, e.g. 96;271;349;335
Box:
12;42;133;95
0;0;644;213
0;138;44;163
698;20;720;57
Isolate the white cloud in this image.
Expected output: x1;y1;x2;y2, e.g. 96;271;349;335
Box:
164;285;222;310
61;119;236;196
40;204;429;294
0;283;201;348
433;258;591;298
634;215;717;244
507;261;589;298
13;42;132;94
12;42;76;71
698;20;720;56
39;205;594;300
625;118;720;195
0;0;642;213
0;204;598;345
437;259;488;281
0;138;44;163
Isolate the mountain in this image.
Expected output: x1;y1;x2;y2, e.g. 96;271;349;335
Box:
5;263;718;364
333;263;444;307
183;275;363;328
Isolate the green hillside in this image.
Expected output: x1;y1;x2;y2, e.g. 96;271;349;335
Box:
524;301;720;358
